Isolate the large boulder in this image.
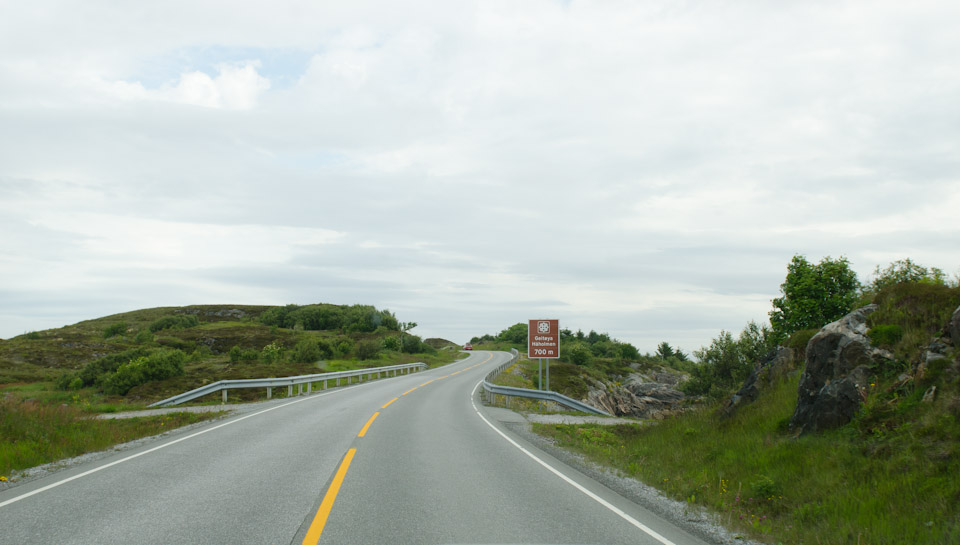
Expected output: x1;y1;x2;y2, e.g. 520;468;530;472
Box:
790;305;891;434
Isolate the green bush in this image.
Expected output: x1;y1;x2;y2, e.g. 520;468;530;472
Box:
76;348;153;388
133;329;154;344
229;345;242;363
290;338;333;363
148;315;200;333
103;322;127;339
336;338;355;357
102;349;186;395
868;324;903;347
567;342;592;365
260;342;283;364
355;340;380;360
382;336;402;351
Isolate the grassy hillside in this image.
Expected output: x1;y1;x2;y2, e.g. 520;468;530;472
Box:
0;303;460;479
1;304;457;401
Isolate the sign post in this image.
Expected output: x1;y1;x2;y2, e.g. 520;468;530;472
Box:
528;319;560;391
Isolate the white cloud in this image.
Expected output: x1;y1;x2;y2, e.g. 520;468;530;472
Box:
2;1;960;349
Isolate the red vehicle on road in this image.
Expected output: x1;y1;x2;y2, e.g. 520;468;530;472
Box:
463;343;473;350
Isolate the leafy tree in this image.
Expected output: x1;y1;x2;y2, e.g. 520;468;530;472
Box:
497;323;528;344
683;331;745;397
769;255;860;342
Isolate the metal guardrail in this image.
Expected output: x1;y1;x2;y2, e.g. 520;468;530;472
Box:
481;349;609;416
149;362;427;407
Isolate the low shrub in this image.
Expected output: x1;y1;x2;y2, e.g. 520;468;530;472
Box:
103;322;127;339
102;349;186;395
355;340;380;360
148;315;200;333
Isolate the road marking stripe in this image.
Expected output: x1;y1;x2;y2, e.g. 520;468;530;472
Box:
302;448;356;545
381;397;399;409
0;385;364;509
469;380;678;545
402;387;417;395
419;379;434;387
357;412;379;437
437;375;449;380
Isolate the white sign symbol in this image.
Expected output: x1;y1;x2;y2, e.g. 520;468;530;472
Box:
537;321;551;334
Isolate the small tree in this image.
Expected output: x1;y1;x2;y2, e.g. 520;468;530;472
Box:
656;342;675;360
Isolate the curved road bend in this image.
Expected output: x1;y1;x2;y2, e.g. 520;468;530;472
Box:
0;351;711;545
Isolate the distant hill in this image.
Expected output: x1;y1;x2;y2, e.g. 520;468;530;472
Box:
0;304;451;402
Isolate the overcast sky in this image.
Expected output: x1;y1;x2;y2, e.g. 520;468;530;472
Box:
2;1;958;353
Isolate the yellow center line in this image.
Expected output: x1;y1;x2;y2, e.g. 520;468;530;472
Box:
402;387;417;396
419;379;435;387
302;448;356;545
451;371;461;375
381;397;399;409
357;412;379;437
437;375;449;380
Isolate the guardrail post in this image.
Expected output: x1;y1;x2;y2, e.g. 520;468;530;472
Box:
298;384;303;396
307;382;312;394
222;390;227;403
288;385;293;397
267;387;272;399
323;379;327;390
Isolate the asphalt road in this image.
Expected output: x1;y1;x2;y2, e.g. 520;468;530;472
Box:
0;351;711;545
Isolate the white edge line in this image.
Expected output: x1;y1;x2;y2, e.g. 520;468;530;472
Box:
470;379;678;545
0;383;366;509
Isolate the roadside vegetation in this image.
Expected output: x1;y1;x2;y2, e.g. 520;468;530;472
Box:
0;302;459;480
480;256;960;544
0;395;222;478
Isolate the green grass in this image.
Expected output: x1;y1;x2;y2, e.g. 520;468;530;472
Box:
533;374;960;544
0;397;223;478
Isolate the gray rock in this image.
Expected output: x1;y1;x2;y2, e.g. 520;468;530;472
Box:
585;373;686;419
949;305;960;346
790;305;891;434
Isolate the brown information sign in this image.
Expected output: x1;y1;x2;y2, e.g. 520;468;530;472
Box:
528;319;560;359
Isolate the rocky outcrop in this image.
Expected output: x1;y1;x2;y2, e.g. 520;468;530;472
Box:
722;347;797;417
585;369;686;419
790;305;892;435
949;305;960;347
